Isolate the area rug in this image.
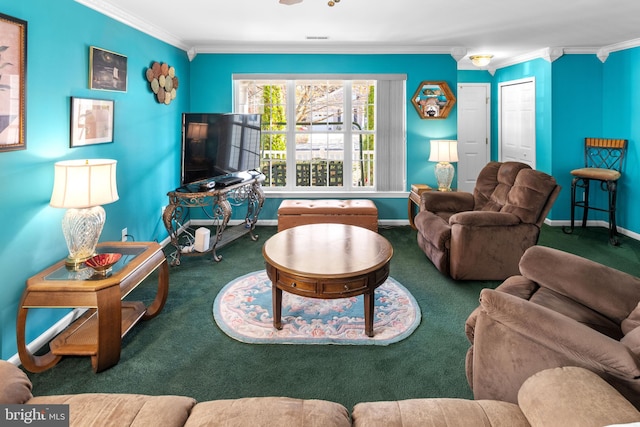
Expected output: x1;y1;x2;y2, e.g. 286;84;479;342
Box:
213;270;421;345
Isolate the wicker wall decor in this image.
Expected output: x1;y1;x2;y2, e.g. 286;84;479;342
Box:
145;61;179;105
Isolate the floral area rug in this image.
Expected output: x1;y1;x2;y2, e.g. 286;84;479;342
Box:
213;270;421;345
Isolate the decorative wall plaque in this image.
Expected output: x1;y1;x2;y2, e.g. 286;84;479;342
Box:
145;61;179;105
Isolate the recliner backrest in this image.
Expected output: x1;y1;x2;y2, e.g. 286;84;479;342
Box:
473;162;531;211
502;169;559;225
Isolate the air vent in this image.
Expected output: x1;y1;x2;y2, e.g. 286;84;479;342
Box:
306;36;329;40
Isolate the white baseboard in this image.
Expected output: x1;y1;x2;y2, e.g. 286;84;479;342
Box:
544;218;640;240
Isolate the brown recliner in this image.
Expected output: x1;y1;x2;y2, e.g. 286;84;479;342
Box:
465;245;640;409
414;161;560;280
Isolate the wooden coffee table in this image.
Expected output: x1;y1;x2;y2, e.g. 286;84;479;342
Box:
263;223;393;337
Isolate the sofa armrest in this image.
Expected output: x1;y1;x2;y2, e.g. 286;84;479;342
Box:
517;367;640;427
421;191;474;213
450;211;521;227
479;289;640;379
519;246;640;322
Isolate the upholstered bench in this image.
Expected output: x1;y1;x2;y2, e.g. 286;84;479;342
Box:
277;199;378;232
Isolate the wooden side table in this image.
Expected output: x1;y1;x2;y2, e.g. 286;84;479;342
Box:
408;184;432;229
17;241;169;373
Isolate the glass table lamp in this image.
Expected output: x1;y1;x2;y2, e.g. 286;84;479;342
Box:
50;159;119;268
429;140;458;191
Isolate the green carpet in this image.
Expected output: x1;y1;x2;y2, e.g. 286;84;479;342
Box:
25;224;640;411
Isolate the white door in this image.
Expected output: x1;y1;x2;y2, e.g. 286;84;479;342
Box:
457;83;490;192
499;78;536;167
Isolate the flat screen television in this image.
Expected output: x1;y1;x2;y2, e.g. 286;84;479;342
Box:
181;113;261;186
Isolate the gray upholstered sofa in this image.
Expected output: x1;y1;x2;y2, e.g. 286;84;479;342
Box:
2;360;639;426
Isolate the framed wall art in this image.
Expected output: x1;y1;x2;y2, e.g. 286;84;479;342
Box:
89;46;128;92
70;97;114;147
0;13;27;152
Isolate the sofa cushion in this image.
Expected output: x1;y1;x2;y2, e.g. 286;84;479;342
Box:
622;303;640;335
473;161;501;210
502;169;558;224
185;397;350;427
28;393;195;427
621;327;640;354
0;361;33;404
481;162;531;212
518;367;640;427
352;398;529;427
527;287;622;339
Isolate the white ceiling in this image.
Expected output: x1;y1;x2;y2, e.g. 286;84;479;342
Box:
77;0;640;69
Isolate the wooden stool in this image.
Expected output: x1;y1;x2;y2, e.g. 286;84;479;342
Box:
277;199;378;232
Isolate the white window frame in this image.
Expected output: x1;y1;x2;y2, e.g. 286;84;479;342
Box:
233;74;406;196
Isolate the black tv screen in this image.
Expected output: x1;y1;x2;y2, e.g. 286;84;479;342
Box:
181;113;261;185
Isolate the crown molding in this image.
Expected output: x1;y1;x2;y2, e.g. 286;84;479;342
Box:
191;43;462;56
74;0;190;51
75;0;640;67
595;38;640;62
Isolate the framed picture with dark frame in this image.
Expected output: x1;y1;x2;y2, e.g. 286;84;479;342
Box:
70;97;114;147
0;13;27;152
89;46;127;92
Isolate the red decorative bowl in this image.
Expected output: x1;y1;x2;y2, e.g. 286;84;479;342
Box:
85;253;122;274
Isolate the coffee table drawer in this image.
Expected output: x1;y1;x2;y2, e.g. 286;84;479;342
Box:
322;278;367;295
276;271;317;293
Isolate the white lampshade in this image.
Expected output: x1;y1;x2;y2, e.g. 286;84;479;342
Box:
50;159;119;268
429;140;459;163
50;159;119;209
186;123;208;140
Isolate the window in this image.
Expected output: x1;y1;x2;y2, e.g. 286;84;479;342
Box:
234;75;406;192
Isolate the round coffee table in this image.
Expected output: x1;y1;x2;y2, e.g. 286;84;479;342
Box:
263;223;393;337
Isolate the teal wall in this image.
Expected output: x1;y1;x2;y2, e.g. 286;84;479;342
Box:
603;47;640;232
188;53;459;220
2;0;640;361
489;52;639;230
550;54;603;220
0;0;190;359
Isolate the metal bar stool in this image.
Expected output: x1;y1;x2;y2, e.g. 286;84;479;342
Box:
563;138;627;245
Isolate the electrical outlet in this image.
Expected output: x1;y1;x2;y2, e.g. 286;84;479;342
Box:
122;228;128;242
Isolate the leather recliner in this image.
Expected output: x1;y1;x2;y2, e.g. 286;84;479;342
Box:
414;161;560;280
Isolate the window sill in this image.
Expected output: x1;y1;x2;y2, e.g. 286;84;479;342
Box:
263;190;408;199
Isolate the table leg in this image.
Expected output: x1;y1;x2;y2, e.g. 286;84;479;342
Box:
211;195;232;262
16;304;61;373
408;196;420;230
142;258;169;320
92;285;122;373
272;285;283;330
364;291;375;337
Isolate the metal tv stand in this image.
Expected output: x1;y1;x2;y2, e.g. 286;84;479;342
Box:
163;174;265;266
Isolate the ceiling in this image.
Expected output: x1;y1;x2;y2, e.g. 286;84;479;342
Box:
78;0;640;69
